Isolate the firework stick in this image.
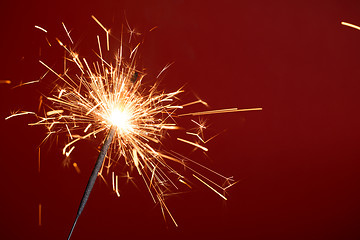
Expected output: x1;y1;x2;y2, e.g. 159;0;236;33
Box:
67;127;116;240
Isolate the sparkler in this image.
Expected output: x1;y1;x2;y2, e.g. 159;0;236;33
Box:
9;16;262;239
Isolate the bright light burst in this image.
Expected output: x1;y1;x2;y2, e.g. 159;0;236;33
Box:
13;16;262;226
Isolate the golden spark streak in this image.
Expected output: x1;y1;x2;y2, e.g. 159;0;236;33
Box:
35;25;47;33
92;15;110;51
45;37;52;47
84;123;92;133
179;178;192;189
115;175;120;197
160;125;180;130
73;162;81;174
65;124;73;140
149;166;157;189
65;146;75;157
157;153;183;165
38;96;43;113
98;171;107;184
177;138;208;152
39;60;66;82
170;151;230;187
38;148;41;173
0;80;11;84
46;110;64;116
112;172;115;191
193;174;227;200
223;180;240;190
56;38;64;46
157;62;174;78
191;119;206;129
181;99;208;107
204;132;222;144
85;102;102;115
11;80;40;89
186;132;205;143
62;128;104;155
91;15;107;34
149;26;158;32
5;111;35;120
158;195;178;227
38;204;42;226
130;43;140;59
133;149;142;175
341;22;360;31
58;89;66;98
178;107;263;117
62;22;74;44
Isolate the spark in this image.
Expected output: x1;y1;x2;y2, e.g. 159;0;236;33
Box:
65;146;75;157
149;26;158;32
115;174;120;197
38;204;42;226
5;111;35;120
125;16;141;43
181;99;208;108
38;148;41;173
39;60;66;81
341;22;360;31
91;15;110;51
177;137;208;152
178;178;192;189
38;96;43;113
0;80;11;84
204;131;224;144
11;80;40;89
72;162;81;174
223;179;240;190
193;174;227;200
157;62;174;78
65;124;73;140
84;123;92;133
46;110;64;116
112;171;115;191
35;25;47;33
186;132;205;143
158;195;178;227
45;37;52;47
178;107;263;117
62;22;74;44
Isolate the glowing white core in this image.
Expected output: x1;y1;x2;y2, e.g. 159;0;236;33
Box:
110;109;131;131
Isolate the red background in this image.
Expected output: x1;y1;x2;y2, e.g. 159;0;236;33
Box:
1;0;360;239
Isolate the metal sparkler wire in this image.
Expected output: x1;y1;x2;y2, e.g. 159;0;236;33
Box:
67;126;116;240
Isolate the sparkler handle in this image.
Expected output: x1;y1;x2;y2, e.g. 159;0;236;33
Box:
78;126;115;215
67;127;116;240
